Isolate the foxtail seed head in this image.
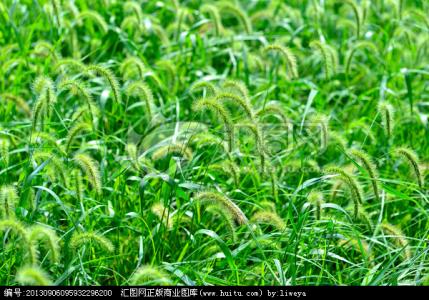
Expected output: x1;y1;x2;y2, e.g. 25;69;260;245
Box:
194;191;248;225
121;56;147;79
338;238;372;261
377;101;394;140
0;138;10;166
265;44;299;79
309;114;329;152
1;93;31;117
151;203;173;230
251;211;286;231
86;64;121;104
256;101;288;125
65;122;91;154
324;166;364;219
0;219;37;264
124;1;143;23
58;78;96;111
193;98;234;152
130;265;171;285
72;168;84;202
208;160;240;187
380;221;411;260
76;10;108;34
341;0;362;37
126;81;154;121
215;92;255;120
222;80;250;101
73;153;102;195
16;266;53;286
206;204;238;242
307;190;324;220
349;148;380;201
393;147;424;188
0;185;18;218
201;4;223;35
190;80;218;97
70;231;114;253
310;41;337;79
32;151;67;186
28;225;60;264
151;142;193;162
218;2;252;34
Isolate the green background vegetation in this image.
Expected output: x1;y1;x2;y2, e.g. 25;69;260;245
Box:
0;0;428;286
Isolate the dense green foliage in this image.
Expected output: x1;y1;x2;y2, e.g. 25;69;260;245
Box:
0;0;428;286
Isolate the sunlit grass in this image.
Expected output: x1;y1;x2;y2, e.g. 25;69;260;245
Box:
0;0;428;286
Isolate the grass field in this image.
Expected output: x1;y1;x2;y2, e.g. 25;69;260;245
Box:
0;0;428;286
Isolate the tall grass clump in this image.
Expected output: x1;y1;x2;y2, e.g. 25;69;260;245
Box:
1;0;428;287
